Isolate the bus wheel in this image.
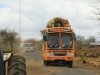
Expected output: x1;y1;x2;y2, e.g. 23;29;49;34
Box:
44;61;50;66
68;61;73;68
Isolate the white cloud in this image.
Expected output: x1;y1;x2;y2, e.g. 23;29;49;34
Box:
0;0;100;41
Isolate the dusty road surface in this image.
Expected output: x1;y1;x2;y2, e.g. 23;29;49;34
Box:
23;51;100;75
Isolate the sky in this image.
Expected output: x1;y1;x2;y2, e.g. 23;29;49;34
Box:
0;0;100;41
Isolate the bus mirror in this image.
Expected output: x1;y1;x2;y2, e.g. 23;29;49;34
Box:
43;33;46;41
73;32;76;40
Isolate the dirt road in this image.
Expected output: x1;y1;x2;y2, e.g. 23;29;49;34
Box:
23;51;100;75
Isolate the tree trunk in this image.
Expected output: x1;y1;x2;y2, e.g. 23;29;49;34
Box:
10;41;13;53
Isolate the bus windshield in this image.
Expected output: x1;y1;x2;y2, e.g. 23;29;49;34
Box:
61;33;72;48
48;33;59;48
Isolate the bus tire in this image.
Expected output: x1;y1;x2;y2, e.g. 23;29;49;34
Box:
44;61;50;66
68;61;73;68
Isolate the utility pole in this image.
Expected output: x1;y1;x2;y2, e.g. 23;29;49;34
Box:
19;0;21;33
19;0;21;50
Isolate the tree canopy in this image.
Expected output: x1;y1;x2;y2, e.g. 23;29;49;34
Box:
0;29;19;52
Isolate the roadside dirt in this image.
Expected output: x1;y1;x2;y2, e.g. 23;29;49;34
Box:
26;58;63;75
73;62;100;75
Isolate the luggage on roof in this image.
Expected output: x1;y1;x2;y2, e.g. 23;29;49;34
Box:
46;17;70;28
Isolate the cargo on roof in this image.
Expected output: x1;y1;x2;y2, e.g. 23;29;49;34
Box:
46;17;71;29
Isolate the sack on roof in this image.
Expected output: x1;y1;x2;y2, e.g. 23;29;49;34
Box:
46;17;70;28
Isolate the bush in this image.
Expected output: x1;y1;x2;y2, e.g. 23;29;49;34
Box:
34;40;43;53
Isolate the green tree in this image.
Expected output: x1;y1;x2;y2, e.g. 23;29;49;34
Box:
0;29;19;52
75;35;85;49
84;36;96;46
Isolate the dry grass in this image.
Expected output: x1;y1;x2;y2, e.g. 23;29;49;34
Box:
75;57;82;63
86;57;100;67
75;48;100;67
75;57;100;67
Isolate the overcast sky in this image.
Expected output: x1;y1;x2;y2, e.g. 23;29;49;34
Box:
0;0;100;41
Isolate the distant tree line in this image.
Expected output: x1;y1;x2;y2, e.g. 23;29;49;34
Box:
75;35;96;50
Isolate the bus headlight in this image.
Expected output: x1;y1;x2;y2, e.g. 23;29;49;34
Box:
47;53;54;56
67;53;74;56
